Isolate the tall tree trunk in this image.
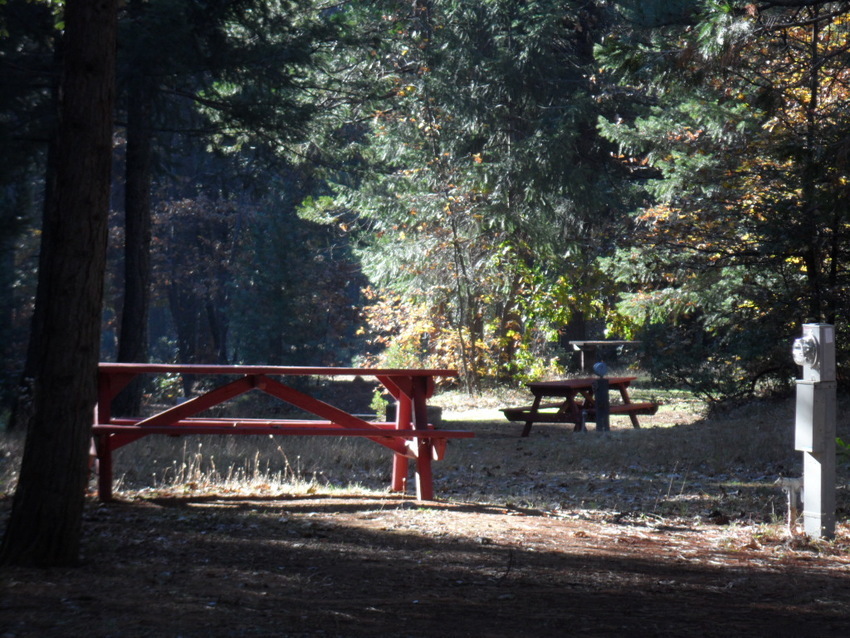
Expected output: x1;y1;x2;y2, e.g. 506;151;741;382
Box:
0;180;28;410
167;281;198;395
7;36;62;433
0;0;117;567
113;63;153;416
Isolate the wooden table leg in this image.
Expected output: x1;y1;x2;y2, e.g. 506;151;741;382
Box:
521;395;542;437
94;434;114;502
414;450;434;501
618;385;641;428
391;393;412;493
412;376;434;500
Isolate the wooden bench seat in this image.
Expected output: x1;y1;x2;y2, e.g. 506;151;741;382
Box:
608;402;658;416
95;418;474;437
92;421;473;464
502;401;659;434
502;401;657;421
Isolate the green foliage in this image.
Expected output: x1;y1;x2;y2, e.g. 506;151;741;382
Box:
837;437;850;467
637;321;792;404
150;372;183;404
596;0;850;398
369;388;389;418
117;0;338;160
12;0;850;406
108;0;373;373
317;0;624;387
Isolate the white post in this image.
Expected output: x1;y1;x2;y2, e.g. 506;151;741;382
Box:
792;323;836;540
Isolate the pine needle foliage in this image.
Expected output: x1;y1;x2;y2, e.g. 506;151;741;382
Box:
597;0;850;400
310;0;627;388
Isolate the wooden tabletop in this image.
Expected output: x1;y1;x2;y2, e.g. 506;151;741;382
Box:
98;363;458;378
527;376;636;392
569;341;640;349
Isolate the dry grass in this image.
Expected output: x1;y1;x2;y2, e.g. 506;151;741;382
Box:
109;434;390;497
2;387;849;528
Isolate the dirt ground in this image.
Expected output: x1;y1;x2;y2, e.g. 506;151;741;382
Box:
1;493;849;637
3;393;850;637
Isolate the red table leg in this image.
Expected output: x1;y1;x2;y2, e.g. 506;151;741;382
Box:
411;376;434;500
392;393;411;493
94;434;114;502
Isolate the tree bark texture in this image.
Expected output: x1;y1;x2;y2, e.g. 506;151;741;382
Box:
0;0;117;567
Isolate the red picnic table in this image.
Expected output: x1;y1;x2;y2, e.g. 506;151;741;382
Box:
92;364;473;501
502;376;659;436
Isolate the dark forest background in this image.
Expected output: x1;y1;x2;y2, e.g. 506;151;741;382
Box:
4;0;850;413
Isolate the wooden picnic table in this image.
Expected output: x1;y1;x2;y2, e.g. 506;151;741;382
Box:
92;364;473;501
501;376;658;437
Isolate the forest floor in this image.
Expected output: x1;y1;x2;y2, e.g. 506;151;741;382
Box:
2;382;850;637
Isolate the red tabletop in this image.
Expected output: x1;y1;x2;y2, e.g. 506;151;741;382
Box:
98;363;457;378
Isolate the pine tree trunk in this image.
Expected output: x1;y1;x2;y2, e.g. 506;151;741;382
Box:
0;184;23;404
0;0;117;567
114;60;153;416
7;41;61;433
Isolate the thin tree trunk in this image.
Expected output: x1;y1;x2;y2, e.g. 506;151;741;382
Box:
0;0;117;567
0;180;30;411
8;37;62;433
113;62;153;416
495;269;522;381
